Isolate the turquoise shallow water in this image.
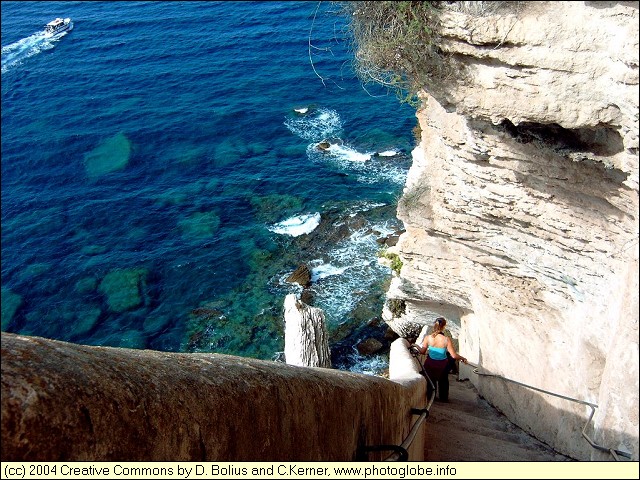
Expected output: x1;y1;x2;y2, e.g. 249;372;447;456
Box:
1;1;416;372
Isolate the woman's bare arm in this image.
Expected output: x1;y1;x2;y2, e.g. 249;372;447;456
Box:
446;339;467;363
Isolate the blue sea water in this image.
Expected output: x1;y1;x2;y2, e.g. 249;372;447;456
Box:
1;1;416;372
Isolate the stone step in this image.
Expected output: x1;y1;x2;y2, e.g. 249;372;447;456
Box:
429;403;540;446
425;420;570;461
424;377;573;462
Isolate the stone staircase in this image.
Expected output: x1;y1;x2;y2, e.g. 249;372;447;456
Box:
423;376;575;461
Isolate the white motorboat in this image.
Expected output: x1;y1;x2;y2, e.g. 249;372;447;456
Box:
43;18;73;37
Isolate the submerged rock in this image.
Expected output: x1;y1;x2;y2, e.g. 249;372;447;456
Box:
250;194;303;224
356;338;384;356
1;288;23;331
98;268;149;313
72;306;102;337
84;132;131;178
178;210;220;240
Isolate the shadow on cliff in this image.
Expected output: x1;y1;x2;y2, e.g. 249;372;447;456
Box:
469;348;634;461
467;118;633;217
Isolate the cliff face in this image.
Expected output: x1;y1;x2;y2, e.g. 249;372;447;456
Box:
385;1;639;460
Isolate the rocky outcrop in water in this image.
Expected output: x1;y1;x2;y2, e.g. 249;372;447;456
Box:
284;294;331;368
384;1;638;460
286;264;312;287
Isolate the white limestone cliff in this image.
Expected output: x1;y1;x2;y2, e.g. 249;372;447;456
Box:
384;1;639;460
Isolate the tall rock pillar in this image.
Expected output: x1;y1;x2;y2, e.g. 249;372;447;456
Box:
284;294;331;368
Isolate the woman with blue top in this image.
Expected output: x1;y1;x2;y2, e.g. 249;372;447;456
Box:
415;317;467;402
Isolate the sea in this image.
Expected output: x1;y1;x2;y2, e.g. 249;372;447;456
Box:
1;1;417;374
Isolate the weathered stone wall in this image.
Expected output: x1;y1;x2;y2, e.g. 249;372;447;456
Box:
1;333;425;461
385;1;639;460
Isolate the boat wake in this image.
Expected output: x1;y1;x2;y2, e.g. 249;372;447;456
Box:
1;31;67;74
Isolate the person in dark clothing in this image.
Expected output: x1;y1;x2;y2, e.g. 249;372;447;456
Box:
414;317;467;401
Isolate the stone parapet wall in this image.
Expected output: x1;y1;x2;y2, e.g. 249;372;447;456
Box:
1;333;425;461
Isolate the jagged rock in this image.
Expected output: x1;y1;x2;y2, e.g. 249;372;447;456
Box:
384;327;400;342
356;338;384;356
283;294;331;368
376;230;405;247
286;264;311;287
299;288;315;306
384;234;401;247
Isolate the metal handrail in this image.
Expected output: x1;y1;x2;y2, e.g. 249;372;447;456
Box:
466;361;632;460
358;346;435;461
383;408;429;461
356;347;632;461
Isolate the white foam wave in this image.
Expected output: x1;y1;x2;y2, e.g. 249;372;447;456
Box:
307;222;398;321
310;261;348;282
377;149;399;157
1;32;63;74
347;352;389;376
268;212;321;237
370;220;398;238
284;108;342;142
361;163;408;186
324;143;372;162
344;201;386;218
307;141;409;186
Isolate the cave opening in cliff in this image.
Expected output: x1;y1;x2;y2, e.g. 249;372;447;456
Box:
495;119;624;157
